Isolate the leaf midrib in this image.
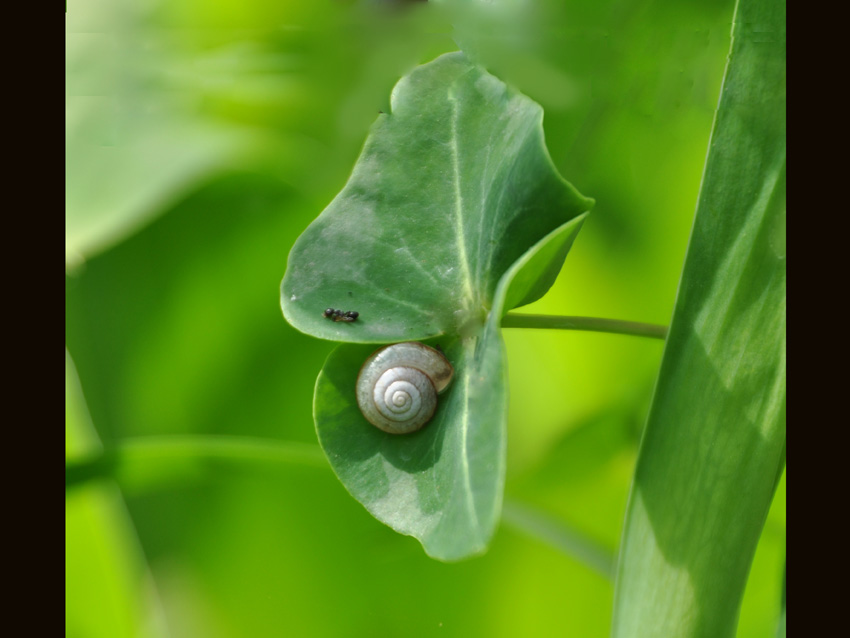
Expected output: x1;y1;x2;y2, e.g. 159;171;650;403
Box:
457;358;481;538
448;84;477;314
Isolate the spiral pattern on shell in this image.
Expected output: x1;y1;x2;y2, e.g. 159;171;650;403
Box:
356;342;454;434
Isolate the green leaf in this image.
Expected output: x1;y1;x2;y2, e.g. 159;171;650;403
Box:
612;0;786;635
281;52;593;344
284;52;592;560
314;217;586;560
65;2;250;268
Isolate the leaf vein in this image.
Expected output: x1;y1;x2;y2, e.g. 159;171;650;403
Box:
448;88;476;309
458;367;481;536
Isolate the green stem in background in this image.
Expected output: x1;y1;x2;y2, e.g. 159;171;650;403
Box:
66;435;608;575
777;559;786;638
502;500;616;580
65;435;327;492
502;313;668;340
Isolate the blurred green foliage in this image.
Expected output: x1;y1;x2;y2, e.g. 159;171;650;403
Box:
66;0;784;636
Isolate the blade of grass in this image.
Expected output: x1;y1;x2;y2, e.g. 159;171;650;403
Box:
611;0;786;635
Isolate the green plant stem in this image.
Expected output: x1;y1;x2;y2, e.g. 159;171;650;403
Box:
66;436;617;569
66;435;327;492
501;313;668;340
501;500;616;579
777;558;786;638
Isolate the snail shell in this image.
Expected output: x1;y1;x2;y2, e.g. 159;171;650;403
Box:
356;342;454;434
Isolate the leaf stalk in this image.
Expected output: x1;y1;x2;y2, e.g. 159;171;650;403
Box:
501;313;667;340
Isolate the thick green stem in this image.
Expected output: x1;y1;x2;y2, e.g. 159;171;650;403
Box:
501;313;668;340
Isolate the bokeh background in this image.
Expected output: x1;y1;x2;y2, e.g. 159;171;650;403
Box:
65;0;786;636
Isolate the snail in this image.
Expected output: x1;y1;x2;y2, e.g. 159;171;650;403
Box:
356;342;454;434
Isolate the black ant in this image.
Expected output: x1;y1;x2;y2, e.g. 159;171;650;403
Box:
323;308;359;323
